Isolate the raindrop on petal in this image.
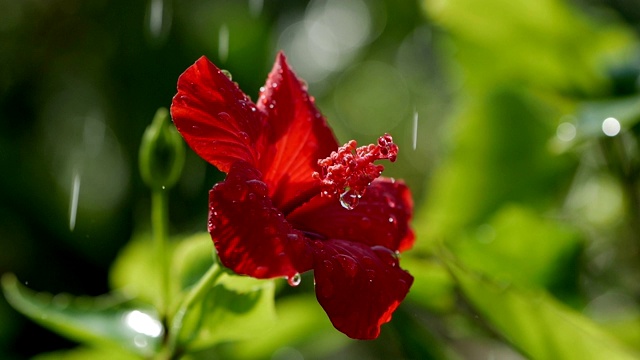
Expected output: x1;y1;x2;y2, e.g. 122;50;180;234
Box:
372;245;399;268
287;273;301;287
336;254;358;277
339;187;362;210
322;259;334;273
361;216;372;229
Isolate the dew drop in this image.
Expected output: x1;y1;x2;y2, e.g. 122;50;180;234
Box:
361;216;372;229
322;259;334;273
365;269;376;282
336;255;358;277
238;131;250;143
339;187;362;210
220;69;232;81
217;112;232;121
372;245;399;268
388;215;397;224
287;273;301;287
287;233;300;241
246;179;268;196
255;266;268;277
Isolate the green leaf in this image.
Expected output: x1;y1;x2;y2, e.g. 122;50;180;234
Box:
418;87;574;244
216;295;347;360
179;272;276;351
446;260;639;360
109;231;160;307
171;232;216;295
169;233;277;350
1;274;163;357
449;205;583;297
403;256;456;313
422;0;633;93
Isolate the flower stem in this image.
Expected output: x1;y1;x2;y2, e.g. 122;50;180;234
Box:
152;188;170;317
167;262;223;356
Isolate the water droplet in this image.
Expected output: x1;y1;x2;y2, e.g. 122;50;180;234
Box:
237;131;249;143
255;266;268;277
372;245;398;268
246;179;267;196
220;69;232;80
271;82;278;88
287;233;300;241
339;187;362;210
365;269;376;282
336;254;358;277
217;112;232;121
388;215;397;224
322;259;334;273
361;216;372;229
287;273;301;287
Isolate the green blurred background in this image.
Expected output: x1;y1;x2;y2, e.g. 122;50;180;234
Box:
2;0;640;358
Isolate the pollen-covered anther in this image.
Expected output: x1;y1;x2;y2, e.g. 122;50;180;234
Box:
313;134;399;200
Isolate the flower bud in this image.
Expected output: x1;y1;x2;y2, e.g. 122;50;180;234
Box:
139;108;185;190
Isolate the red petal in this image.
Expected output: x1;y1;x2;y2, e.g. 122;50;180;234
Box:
288;178;415;253
208;161;314;279
311;239;413;339
257;52;339;214
171;56;265;173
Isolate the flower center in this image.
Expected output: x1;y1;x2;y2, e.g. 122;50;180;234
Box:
313;134;398;210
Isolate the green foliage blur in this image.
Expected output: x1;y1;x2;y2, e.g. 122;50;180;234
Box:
1;0;640;359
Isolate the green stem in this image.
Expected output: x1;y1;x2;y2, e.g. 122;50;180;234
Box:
167;262;223;357
152;189;170;317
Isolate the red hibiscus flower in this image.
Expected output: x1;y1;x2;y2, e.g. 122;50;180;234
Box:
171;52;414;340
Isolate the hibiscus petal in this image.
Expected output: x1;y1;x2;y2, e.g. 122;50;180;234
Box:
288;178;415;253
311;239;413;339
257;52;339;214
171;56;265;173
208;161;314;279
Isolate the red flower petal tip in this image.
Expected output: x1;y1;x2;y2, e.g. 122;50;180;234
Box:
313;134;399;210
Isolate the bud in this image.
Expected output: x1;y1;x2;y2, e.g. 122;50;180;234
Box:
139;108;185;190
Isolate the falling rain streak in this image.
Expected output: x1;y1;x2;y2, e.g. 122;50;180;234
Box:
412;110;418;150
69;170;81;231
218;25;229;63
145;0;172;46
249;0;264;17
